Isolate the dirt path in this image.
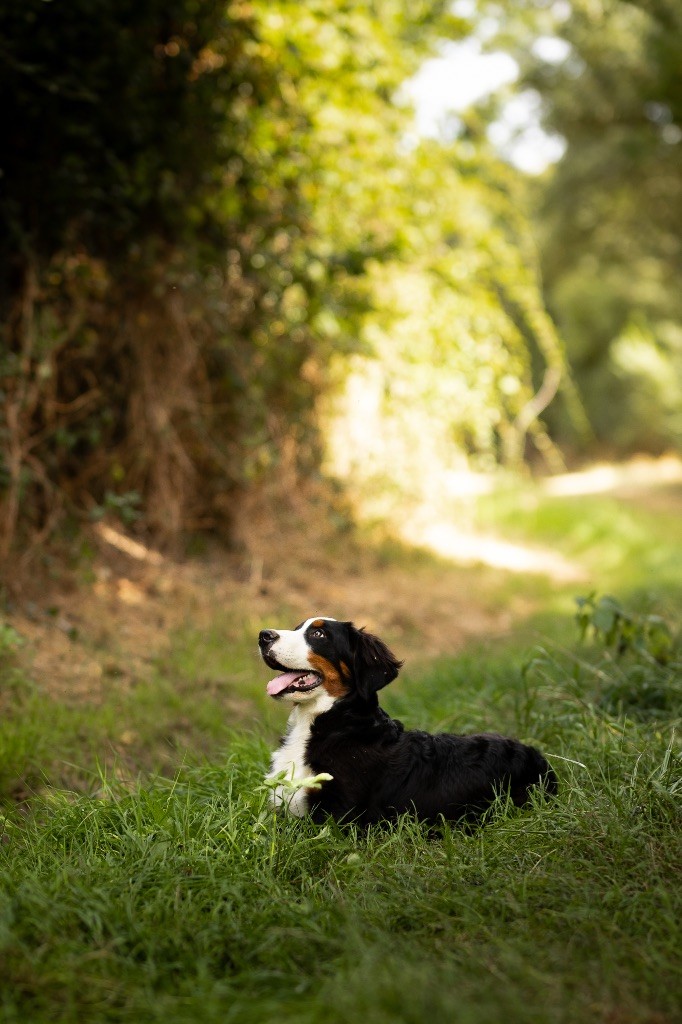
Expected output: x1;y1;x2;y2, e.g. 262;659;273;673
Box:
8;522;515;705
8;455;680;704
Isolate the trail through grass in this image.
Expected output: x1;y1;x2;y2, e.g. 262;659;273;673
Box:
1;477;681;1022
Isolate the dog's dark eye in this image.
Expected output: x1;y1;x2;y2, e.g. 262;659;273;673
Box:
310;628;325;639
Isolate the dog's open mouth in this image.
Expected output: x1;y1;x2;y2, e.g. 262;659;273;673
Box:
266;670;323;697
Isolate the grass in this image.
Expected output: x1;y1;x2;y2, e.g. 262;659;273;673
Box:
0;612;273;800
1;482;681;1022
475;480;682;600
1;634;680;1024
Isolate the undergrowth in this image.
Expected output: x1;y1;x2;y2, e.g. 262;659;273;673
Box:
1;597;680;1024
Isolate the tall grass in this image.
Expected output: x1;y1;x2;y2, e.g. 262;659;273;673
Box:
2;483;680;1022
1;626;680;1024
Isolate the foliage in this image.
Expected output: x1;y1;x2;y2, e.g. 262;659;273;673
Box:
1;0;575;563
0;0;261;266
575;592;674;662
573;592;680;720
490;0;682;455
0;0;302;551
324;136;571;505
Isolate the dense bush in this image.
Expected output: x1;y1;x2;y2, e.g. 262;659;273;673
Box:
1;0;579;564
0;0;336;552
0;1;460;557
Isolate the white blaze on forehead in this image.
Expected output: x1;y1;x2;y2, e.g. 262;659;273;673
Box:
268;617;336;670
299;616;336;630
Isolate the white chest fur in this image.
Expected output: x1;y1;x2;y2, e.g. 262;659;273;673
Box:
266;692;335;817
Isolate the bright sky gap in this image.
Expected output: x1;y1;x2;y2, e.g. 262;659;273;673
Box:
404;36;568;174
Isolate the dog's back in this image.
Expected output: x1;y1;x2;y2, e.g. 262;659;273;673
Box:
305;701;557;825
394;730;557;822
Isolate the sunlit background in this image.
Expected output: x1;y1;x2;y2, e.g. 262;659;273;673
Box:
2;0;681;564
2;7;682;1018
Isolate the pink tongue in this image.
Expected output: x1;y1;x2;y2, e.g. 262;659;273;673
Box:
267;671;305;696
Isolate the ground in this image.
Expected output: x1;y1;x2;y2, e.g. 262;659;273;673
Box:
8;455;681;701
1;458;680;1024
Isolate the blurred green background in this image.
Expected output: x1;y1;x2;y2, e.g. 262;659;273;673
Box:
2;0;681;559
1;9;682;1019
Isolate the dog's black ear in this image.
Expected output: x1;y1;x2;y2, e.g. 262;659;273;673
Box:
349;625;403;700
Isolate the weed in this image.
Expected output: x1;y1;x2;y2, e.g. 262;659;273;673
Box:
571;594;681;721
575;592;675;662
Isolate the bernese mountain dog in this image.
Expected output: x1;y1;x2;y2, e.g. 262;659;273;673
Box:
259;617;557;825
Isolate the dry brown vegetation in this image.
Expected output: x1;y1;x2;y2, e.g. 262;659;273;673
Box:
9;457;682;714
6;493;518;711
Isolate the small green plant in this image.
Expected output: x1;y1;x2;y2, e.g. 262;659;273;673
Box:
573;594;680;721
260;770;334;795
575;592;674;664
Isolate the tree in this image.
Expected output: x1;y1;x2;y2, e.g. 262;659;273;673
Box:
1;0;574;565
491;0;682;453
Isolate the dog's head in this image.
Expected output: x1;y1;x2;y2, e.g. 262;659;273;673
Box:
258;617;403;704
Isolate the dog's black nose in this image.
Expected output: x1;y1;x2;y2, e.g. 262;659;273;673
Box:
259;629;278;649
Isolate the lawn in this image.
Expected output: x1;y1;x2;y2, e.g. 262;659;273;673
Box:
1;480;680;1023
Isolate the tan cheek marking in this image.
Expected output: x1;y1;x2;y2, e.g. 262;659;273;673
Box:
340;661;350;679
308;653;350;699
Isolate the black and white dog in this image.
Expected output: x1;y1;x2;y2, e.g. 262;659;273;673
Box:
259;617;557;824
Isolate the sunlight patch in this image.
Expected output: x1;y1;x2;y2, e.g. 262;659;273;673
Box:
95;523;163;564
544;456;682;497
400;520;586;582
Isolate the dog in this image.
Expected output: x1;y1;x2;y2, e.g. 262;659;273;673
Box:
259;617;557;825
